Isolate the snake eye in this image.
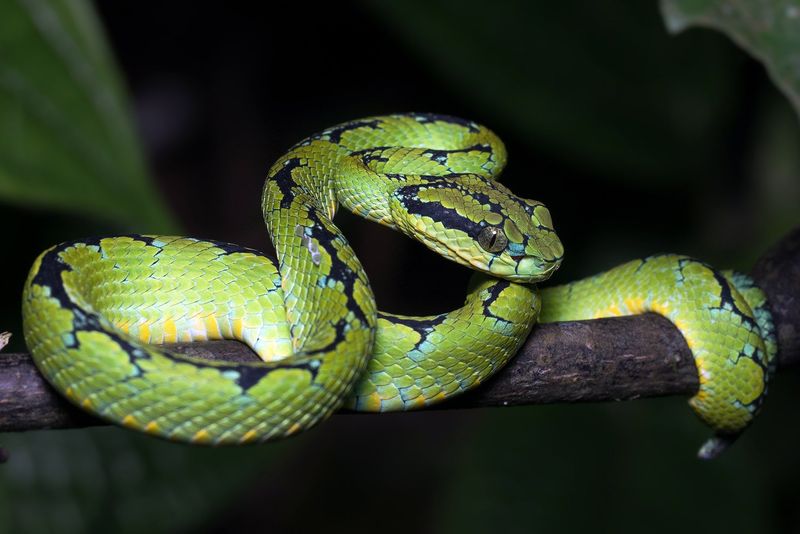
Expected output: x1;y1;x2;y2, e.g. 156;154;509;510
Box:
477;226;508;253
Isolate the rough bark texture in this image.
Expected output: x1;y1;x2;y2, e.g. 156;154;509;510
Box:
0;227;797;433
751;226;800;369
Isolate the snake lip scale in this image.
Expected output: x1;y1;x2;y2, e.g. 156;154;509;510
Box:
22;113;775;458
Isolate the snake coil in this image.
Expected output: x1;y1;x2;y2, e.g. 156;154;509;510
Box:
22;113;775;457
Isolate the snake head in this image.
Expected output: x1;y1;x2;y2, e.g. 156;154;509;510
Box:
389;174;563;283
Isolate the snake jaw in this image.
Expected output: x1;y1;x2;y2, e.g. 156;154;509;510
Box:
517;255;562;282
484;253;561;283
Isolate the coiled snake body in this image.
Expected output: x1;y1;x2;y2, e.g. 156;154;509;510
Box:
22;114;775;458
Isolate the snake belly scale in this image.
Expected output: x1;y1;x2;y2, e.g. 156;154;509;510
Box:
22;113;775;456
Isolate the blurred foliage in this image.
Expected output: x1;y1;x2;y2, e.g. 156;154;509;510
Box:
365;0;742;184
363;0;800;277
0;1;268;532
662;0;800;121
0;428;287;533
0;0;174;230
438;371;800;533
744;88;800;265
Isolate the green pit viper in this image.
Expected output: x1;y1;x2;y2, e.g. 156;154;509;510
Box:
22;113;776;459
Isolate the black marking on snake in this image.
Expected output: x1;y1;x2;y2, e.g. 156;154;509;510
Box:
731;344;769;376
33;245;185;370
284;120;382;151
43;270;319;390
69;314;321;391
221;364;275;390
479;281;514;321
452;185;500;212
646;255;695;282
323;119;383;144
431;176;514;221
733;354;769;414
633;256;764;338
421;145;493;169
382;313;447;331
211;359;321;390
31;242;86;311
149;241;166;267
361;152;389;166
397;173;475;184
410;113;481;133
395;183;504;238
378;313;447;357
672;257;763;336
304;209;372;327
318;254;358;293
73;313;320;391
708;269;759;331
91;235;156;250
399;191;481;236
30;238;159;314
350;147;393;166
408;174;441;183
73;323;153;369
633;258;649;276
424;149;454;167
520;200;555;228
29;237;287;378
726;273;777;366
31;264;157;368
675;256;724;280
270;158;307;209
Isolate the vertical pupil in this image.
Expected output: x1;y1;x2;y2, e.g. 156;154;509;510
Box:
488;231;497;248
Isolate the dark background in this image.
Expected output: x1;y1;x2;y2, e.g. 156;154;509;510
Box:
1;2;799;533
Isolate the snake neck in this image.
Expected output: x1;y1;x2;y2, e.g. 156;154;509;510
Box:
263;151;377;357
259;112;530;355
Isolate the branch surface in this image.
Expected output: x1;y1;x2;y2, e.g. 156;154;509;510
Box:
1;227;798;433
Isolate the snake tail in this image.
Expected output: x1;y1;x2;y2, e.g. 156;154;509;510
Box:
540;255;777;458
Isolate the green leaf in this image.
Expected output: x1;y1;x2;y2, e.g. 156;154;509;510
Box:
661;0;800;120
0;0;175;230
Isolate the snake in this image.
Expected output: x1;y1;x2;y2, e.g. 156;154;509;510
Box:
21;113;776;458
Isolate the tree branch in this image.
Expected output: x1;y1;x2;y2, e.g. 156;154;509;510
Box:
1;227;798;432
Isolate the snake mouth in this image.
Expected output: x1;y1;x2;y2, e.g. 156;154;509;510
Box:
510;255;561;282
